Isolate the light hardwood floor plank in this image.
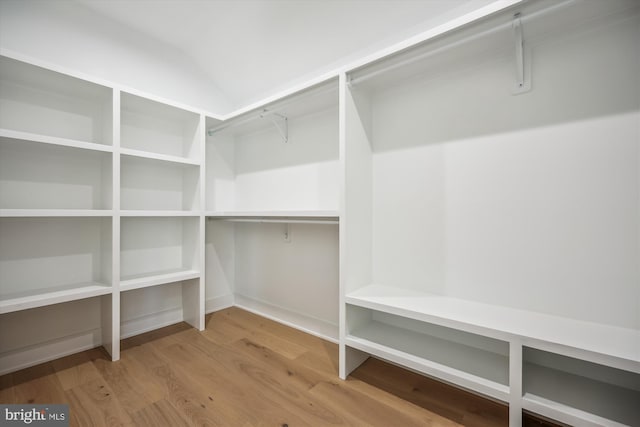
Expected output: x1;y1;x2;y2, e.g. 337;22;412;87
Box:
131;399;192;427
64;377;134;427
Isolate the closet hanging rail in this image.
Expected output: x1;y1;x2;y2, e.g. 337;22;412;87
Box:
207;108;288;141
206;80;336;137
348;0;577;87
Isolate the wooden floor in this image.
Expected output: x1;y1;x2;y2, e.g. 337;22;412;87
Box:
1;307;558;426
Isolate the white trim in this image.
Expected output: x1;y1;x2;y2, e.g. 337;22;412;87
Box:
205;294;235;314
0;329;102;376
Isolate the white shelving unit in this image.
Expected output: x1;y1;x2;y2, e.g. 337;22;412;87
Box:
0;56;113;145
0;56;206;374
119;91;204;335
205;79;340;340
341;1;640;426
1;1;638;425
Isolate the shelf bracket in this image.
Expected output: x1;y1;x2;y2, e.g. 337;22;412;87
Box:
260;109;289;143
283;223;291;243
512;13;531;95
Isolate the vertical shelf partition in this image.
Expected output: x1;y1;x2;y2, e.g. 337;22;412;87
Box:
118;92;205;339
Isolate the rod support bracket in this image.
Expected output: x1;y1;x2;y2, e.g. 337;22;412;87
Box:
512;13;532;94
261;109;289;143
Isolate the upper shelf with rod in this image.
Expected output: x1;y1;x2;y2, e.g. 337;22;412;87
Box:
205;77;338;140
347;0;639;94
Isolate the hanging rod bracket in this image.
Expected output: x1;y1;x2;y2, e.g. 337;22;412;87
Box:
283;223;291;243
206;109;289;141
512;13;532;95
260;109;289;143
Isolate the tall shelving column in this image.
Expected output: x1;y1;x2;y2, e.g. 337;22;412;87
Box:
194;113;206;331
106;89;121;361
0;55;118;372
119;92;205;340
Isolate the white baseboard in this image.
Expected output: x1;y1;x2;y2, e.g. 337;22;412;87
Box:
205;294;235;314
120;307;184;339
0;308;187;375
234;294;339;343
0;329;102;376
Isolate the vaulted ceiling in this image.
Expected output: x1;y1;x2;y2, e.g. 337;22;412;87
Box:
1;0;496;113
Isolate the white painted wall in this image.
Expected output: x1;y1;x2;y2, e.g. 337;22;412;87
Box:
234;223;339;325
207;106;340;212
369;13;640;329
0;0;231;113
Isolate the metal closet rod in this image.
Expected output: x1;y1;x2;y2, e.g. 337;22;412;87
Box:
207;109;272;135
348;0;577;87
207;82;336;136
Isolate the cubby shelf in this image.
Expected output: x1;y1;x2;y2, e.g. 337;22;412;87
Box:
120;154;200;212
523;362;640;427
0;282;112;315
120;268;200;292
121;92;201;161
1;136;113;211
0;56;113;146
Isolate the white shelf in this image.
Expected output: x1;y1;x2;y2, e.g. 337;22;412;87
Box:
0;56;112;145
205;86;340;215
207;210;338;223
0;209;113;217
120;210;199;217
345;319;509;402
120;268;200;292
121;92;200;161
120;216;199;283
120;147;200;166
1;136;113;210
0;282;111;314
0;217;113;315
0;128;113;153
523;362;640;427
346;285;640;371
120;154;200;211
211;79;339;136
